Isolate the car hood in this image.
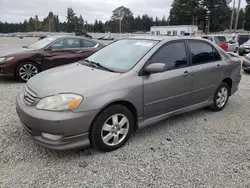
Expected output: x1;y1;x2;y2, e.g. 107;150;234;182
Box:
0;47;35;57
27;63;122;98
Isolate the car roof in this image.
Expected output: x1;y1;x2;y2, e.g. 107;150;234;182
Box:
127;35;211;42
46;35;91;40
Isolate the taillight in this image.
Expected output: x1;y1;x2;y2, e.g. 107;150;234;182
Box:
218;43;228;52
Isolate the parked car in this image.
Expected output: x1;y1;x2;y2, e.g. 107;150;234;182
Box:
226;39;238;53
74;29;92;39
98;35;114;41
242;53;250;73
201;35;229;52
16;36;242;152
238;39;250;56
234;34;250;46
97;36;105;40
0;36;104;82
38;35;48;40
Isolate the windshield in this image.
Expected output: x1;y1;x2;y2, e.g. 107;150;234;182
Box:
83;39;158;72
243;39;250;45
28;37;57;49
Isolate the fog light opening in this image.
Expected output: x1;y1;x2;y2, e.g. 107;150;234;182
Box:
41;133;62;141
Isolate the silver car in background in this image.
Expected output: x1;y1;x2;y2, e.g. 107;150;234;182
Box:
16;36;242;152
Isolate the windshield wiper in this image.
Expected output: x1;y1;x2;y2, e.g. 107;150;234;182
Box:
84;59;115;72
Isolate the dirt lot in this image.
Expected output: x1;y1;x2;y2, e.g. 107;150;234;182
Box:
1;38;250;188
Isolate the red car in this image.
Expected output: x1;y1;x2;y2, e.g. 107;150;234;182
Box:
0;36;104;82
201;35;228;52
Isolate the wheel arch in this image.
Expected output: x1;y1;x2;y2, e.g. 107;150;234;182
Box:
222;77;232;95
92;100;139;131
14;60;41;77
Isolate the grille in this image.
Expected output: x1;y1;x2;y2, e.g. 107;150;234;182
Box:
23;86;37;105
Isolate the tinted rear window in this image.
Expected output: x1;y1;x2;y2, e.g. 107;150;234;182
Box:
214;36;226;43
238;35;250;45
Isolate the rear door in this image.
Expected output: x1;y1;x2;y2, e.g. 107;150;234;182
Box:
77;39;100;59
187;40;225;104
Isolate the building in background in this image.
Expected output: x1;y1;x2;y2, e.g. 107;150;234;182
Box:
150;25;198;36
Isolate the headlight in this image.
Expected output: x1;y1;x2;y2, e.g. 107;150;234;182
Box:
36;94;82;111
0;57;15;63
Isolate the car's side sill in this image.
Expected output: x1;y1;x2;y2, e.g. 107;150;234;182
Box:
138;98;213;129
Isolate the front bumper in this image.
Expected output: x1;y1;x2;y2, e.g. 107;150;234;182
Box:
16;93;99;150
0;62;15;76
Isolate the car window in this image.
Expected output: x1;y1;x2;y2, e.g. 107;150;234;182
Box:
51;40;64;50
82;40;97;48
214;36;226;43
51;39;80;50
238;35;250;45
189;41;221;65
67;39;80;48
149;42;188;70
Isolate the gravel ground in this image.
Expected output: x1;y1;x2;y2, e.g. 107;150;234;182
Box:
1;38;250;188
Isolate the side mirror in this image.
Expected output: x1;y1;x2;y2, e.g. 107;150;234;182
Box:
145;63;166;74
45;46;52;51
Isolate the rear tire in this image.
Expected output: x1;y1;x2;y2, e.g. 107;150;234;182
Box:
90;105;134;152
15;62;40;82
211;82;230;112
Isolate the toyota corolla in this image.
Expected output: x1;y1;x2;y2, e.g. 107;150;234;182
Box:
16;36;242;152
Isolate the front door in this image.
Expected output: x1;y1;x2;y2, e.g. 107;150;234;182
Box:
187;40;224;104
43;38;84;70
143;41;193;119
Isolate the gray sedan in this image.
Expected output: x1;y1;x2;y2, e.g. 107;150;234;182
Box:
16;36;242;152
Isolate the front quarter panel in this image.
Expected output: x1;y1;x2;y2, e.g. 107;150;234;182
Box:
73;71;144;118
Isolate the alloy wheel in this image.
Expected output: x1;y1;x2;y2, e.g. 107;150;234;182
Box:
101;114;129;146
19;64;38;81
216;87;228;108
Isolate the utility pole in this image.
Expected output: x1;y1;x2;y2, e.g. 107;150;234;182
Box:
119;12;125;33
75;17;77;30
234;0;242;33
205;10;210;35
49;18;51;32
229;0;236;33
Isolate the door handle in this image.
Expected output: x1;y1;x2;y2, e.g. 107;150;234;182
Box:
76;50;85;54
182;71;190;76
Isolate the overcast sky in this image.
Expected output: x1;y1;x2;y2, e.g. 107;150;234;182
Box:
0;0;247;23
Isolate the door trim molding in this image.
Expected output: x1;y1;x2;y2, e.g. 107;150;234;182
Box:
138;96;213;129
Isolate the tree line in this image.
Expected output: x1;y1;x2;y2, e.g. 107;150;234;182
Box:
0;1;250;34
0;7;169;33
169;0;247;32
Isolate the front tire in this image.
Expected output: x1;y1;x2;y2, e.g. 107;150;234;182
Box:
90;105;134;152
15;62;40;82
211;82;230;111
